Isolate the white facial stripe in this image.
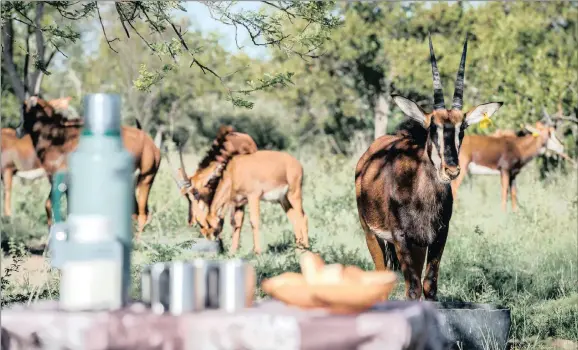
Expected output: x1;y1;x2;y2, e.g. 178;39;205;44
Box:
430;126;443;169
455;122;462;149
438;126;444;166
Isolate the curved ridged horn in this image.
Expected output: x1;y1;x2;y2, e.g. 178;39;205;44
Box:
164;145;192;191
452;35;468;110
429;33;446;110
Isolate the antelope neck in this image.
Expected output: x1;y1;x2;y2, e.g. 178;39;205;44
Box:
518;134;546;164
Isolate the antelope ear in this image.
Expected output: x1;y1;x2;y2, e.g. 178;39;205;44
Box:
48;96;72;110
464;102;503;126
392;94;429;127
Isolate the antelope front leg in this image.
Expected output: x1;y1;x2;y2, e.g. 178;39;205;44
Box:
500;171;510;212
510;176;518;212
248;196;262;255
45;185;53;228
230;205;245;254
393;230;427;300
2;169;13;217
423;228;448;301
186;196;194;226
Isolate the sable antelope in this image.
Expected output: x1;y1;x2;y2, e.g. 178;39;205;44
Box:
451;121;565;211
166;125;258;228
168;127;308;254
1;128;46;217
17;96;161;239
355;34;503;300
201;150;309;254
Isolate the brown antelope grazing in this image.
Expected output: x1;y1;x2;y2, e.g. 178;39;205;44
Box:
355;34;503;300
203;150;309;254
1;128;46;216
168;127;308;254
451;121;565;211
18;96;161;239
166;125;258;229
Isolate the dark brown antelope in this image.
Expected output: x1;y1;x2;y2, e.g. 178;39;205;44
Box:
355;34;503;300
18;96;161;240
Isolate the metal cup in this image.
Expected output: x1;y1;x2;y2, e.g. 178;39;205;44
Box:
141;259;255;314
149;262;171;315
140;264;152;305
218;259;251;312
190;259;221;311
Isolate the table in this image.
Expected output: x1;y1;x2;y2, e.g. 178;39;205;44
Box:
1;300;450;350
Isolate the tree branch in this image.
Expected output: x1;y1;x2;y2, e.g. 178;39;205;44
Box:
1;18;27;101
552;116;578;124
31;2;46;95
45;49;57;67
34;3;46;68
96;3;119;53
23;29;32;96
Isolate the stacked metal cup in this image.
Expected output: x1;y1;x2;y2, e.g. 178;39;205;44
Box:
141;259;254;314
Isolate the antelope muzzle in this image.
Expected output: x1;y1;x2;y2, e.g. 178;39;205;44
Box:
443;164;461;180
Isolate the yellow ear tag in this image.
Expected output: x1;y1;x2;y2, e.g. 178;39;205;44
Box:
479;112;493;130
532;131;540;137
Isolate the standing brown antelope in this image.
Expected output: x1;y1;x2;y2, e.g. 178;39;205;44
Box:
1;128;46;217
451;121;565;211
355;34;503;300
18;96;161;240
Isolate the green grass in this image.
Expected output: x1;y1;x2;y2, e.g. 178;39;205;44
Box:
1;148;577;349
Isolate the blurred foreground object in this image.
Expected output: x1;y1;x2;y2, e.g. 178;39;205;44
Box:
0;299;448;350
261;252;397;314
140;259;256;315
48;93;135;311
0;298;512;350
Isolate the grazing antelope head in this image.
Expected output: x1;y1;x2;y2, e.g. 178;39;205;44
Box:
169;155;226;231
165;126;257;236
392;34;503;183
169;159;233;241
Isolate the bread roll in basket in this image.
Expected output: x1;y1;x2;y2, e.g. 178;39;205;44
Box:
261;252;397;313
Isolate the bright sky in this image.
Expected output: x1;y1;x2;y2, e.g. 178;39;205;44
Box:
179;1;483;58
78;1;486;61
182;1;267;59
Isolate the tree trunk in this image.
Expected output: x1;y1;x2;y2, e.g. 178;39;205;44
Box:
373;93;390;140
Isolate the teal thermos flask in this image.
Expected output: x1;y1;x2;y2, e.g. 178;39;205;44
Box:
49;93;135;310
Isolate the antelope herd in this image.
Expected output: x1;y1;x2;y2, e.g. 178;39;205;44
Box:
1;34;575;301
